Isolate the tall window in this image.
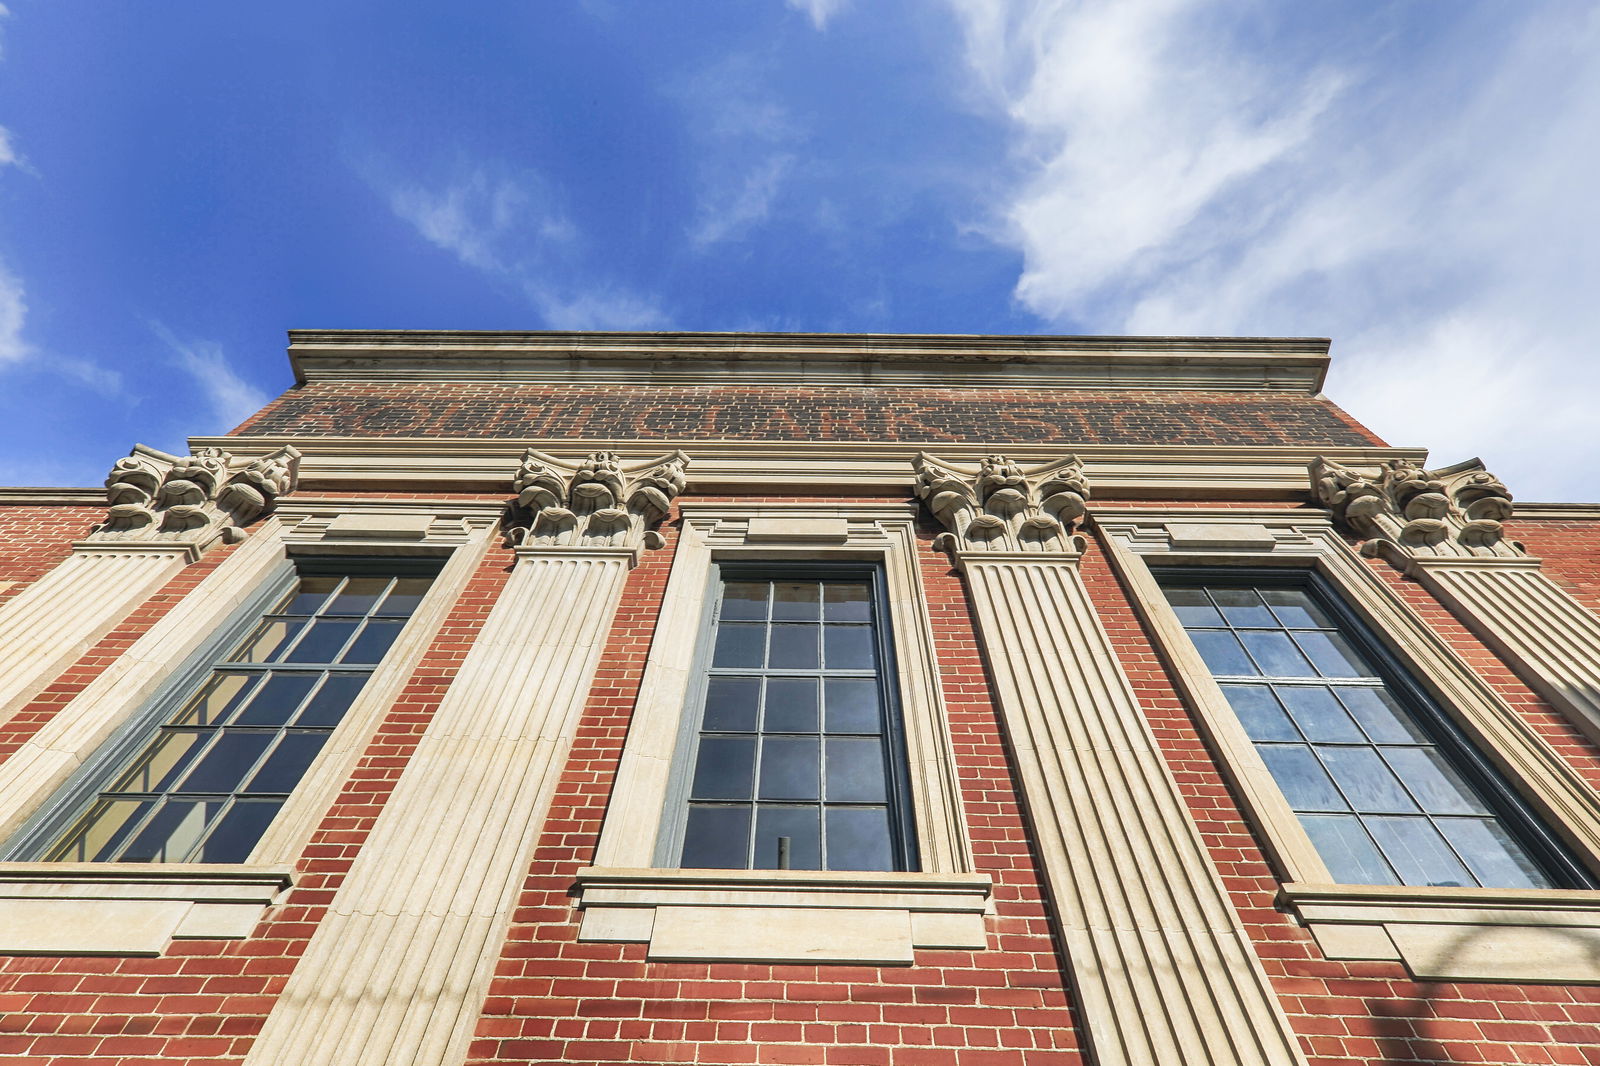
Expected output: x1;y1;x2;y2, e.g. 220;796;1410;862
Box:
1159;573;1587;889
669;569;916;872
32;561;437;863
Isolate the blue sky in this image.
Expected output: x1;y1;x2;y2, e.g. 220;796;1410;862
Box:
1;1;1597;499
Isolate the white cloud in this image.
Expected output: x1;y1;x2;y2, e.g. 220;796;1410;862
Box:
377;161;667;330
154;325;269;432
0;260;26;364
691;154;795;249
786;0;849;31
949;1;1600;500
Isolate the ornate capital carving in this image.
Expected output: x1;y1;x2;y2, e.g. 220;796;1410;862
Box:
1310;456;1523;561
90;444;300;551
914;452;1090;555
503;450;689;551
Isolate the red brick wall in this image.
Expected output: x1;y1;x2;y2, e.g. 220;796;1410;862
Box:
467;501;1087;1066
0;502;100;608
231;382;1381;448
1510;516;1600;616
1080;515;1600;1066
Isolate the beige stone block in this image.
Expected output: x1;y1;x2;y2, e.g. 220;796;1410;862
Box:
0;899;187;955
649;906;914;964
1387;922;1600;982
174;903;269;939
1164;522;1278;550
910;910;987;949
578;906;654;943
1307;922;1400;961
743;517;849;542
325;513;435;539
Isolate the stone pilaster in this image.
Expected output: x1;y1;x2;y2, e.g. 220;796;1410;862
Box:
916;452;1306;1066
0;443;299;725
1313;455;1600;744
243;450;687;1066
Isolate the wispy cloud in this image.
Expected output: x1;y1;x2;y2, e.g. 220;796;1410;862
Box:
785;0;849;31
153;324;269;431
377;160;667;329
949;1;1600;499
0;260;26;365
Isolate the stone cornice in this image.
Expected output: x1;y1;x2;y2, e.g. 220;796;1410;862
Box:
285;329;1330;393
192;436;1425;500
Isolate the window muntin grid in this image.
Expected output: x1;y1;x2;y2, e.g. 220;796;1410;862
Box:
678;574;915;872
1162;580;1563;889
40;568;434;864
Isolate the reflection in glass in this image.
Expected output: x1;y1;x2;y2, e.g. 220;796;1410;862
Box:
682;806;751;868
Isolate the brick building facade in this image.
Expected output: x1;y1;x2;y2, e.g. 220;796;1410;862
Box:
0;331;1598;1066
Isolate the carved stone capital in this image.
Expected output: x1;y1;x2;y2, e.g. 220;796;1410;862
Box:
88;444;301;552
503;449;689;552
1310;456;1524;563
913;452;1090;556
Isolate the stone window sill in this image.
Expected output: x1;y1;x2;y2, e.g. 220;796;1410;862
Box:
1280;881;1600;982
0;862;294;956
573;867;992;965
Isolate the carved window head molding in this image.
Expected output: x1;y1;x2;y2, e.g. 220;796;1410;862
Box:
913;452;1090;556
90;444;301;553
1309;456;1524;564
502;449;689;553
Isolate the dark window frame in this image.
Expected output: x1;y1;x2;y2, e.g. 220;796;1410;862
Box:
1154;566;1595;890
656;561;920;872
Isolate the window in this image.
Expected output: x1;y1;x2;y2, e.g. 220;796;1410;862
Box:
667;568;916;872
29;560;437;864
1158;571;1591;890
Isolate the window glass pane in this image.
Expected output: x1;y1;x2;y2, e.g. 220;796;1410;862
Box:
719;582;769;621
768;625;819;669
825;679;881;734
754;806;822;870
681;806;751;868
826;738;888;803
772;582;821;621
1382;747;1489;815
1189;630;1256;676
296;675;370;729
827;808;894;871
1219;686;1299;742
764;679;818;733
194;800;282;863
1276;686;1364;743
48;798;154;862
174;733;274;794
713;623;766;668
111;730;206;794
1333;687;1427;743
234;674;318;726
1319;748;1418;813
1210;587;1276;627
245;733;328;794
1298;814;1398;885
376;577;432;617
283;620;360;663
1258;745;1348;811
1295;630;1372;679
823;583;872;622
690;737;756;801
1239;631;1316;677
824;625;876;670
120;799;222;862
282;576;339;615
342;619;405;664
1367;815;1475;887
1261;588;1334;629
1165;587;1223;627
759;737;821;800
235;618;306;663
172;673;258;726
325;577;390;615
702;677;760;733
1437;818;1553;890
